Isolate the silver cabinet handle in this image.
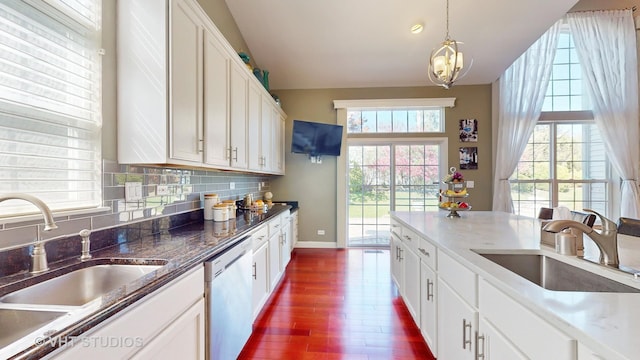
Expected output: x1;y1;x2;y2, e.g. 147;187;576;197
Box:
426;278;434;301
475;332;485;360
252;262;257;280
233;147;238;161
226;147;232;160
462;319;472;350
404;235;412;241
418;248;430;257
198;139;204;153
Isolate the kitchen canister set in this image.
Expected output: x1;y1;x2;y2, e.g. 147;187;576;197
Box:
204;194;237;222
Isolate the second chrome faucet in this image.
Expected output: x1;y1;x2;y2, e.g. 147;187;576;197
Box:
543;208;619;267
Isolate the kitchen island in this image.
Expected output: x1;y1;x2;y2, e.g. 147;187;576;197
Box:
391;210;640;360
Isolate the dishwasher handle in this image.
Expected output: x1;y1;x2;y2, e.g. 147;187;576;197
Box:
205;236;251;281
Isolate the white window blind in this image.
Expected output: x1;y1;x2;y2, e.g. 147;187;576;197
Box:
0;0;102;216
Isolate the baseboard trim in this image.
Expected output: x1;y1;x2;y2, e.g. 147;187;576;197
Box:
293;241;337;249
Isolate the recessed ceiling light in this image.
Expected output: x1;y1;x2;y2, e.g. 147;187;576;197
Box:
411;23;424;34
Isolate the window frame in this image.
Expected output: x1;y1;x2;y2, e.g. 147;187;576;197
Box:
0;0;104;219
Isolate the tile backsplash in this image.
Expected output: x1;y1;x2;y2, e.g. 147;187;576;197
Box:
0;160;272;251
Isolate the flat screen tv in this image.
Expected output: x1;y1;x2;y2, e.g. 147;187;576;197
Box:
291;120;344;157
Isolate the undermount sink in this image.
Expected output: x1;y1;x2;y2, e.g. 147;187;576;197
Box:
475;251;640;293
0;264;163;306
0;308;68;348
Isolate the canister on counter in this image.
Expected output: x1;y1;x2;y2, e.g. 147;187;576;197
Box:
213;203;229;222
223;200;236;219
203;193;219;220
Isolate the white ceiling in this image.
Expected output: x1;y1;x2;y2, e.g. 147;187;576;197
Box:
225;0;582;90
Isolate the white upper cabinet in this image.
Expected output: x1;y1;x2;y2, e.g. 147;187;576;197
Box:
202;26;230;167
229;65;248;169
117;0;285;174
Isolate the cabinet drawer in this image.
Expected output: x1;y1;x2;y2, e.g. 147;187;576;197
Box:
268;216;283;234
401;227;420;253
479;279;575;359
438;250;477;306
252;224;269;249
390;218;402;239
417;237;436;270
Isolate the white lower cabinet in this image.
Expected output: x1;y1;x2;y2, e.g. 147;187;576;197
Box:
578;342;606;360
391;217;620;360
420;261;437;356
478;278;576;359
280;213;292;270
252;239;269;320
46;266;205;359
477;317;527;360
268;220;283;292
403;244;420;325
131;298;205;360
390;233;404;293
437;280;478;360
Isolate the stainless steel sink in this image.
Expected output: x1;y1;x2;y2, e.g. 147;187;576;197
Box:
0;308;67;348
477;252;640;293
0;264;163;306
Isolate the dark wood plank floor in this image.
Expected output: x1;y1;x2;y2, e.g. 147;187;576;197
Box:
239;248;436;359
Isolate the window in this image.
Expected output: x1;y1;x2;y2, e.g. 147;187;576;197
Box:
347;108;444;133
0;0;102;216
510;29;610;218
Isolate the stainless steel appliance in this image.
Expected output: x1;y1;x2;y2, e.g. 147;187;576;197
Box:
205;236;253;360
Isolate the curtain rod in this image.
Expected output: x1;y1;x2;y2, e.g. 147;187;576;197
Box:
569;6;636;14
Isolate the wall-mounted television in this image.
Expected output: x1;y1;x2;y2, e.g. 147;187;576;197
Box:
291;120;344;157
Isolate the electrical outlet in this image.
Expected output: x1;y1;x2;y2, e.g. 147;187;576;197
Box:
466;180;475;188
230;182;235;190
125;182;142;201
157;185;169;195
317;230;325;235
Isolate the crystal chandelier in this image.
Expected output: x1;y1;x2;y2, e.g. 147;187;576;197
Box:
428;0;472;89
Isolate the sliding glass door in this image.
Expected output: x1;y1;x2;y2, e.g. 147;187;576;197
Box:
347;140;444;247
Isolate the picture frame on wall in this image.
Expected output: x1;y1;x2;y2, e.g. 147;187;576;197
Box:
460;147;478;169
459;119;478;142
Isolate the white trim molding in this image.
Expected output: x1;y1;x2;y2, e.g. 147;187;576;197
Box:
333;97;456;110
294;241;338;249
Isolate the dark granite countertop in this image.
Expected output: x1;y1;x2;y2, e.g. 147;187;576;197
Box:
1;204;291;360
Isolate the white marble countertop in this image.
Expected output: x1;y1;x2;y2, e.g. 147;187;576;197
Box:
391;210;640;360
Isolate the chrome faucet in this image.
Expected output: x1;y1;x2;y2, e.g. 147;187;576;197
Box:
0;193;58;273
543;209;619;267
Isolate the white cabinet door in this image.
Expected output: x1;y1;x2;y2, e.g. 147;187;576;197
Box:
403;245;420;325
272;109;285;174
252;241;269;319
280;217;292;270
131;298;205;360
437;280;477;360
391;234;404;293
260;95;273;171
577;342;607;360
247;82;263;171
476;318;526;360
170;0;203;163
420;261;437;356
479;278;576;359
202;26;229;167
229;65;248;169
268;230;281;291
47;267;204;359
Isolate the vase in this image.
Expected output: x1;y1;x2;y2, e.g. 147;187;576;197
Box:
262;70;270;91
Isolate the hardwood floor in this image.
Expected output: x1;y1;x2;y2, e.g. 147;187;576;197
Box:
239;248;436;359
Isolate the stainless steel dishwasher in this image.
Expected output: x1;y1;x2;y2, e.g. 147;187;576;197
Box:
205;235;253;360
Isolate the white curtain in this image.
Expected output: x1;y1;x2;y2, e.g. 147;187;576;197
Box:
492;22;561;212
568;10;640;219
